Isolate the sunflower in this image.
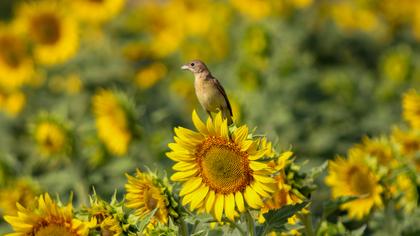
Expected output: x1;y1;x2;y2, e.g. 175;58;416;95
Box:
325;153;383;220
167;111;276;221
0;178;39;216
0;89;26;117
4;193;92;236
16;1;79;65
92;89;132;156
350;136;396;169
389;174;418;213
135;62;167;89
125;169;169;226
70;0;125;24
403;89;420;129
34;118;69;157
392;127;420;170
0;26;33;90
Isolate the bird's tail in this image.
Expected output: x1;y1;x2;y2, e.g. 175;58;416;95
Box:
222;108;233;125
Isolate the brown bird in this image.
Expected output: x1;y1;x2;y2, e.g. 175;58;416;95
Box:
181;60;233;125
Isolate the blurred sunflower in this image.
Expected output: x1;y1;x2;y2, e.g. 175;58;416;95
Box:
403;89;420;129
350;136;396;169
16;1;79;65
390;174;418;213
125;169;169;226
259;152;304;224
0;89;26;117
135;62;167;89
33;118;70;157
92;89;133;156
0;178;39;216
70;0;125;24
230;0;274;21
325;153;383;220
392;128;420;170
167;111;276;221
4;193;92;236
0;27;33;90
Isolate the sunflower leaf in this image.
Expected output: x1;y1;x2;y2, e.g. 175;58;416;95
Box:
136;208;158;233
321;195;359;219
258;201;309;235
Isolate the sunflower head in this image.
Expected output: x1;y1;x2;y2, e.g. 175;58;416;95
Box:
80;192;124;236
351;136;397;170
32;115;71;157
167;110;277;221
325;153;383;219
4;193;93;236
92;89;136;156
0;26;33;90
125;169;173;227
403;89;420;129
0;178;40;216
0;89;26;117
70;0;126;24
391;127;420;170
16;1;79;65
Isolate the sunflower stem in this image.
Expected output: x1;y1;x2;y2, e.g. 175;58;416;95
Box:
178;216;188;236
244;210;256;236
225;218;246;236
299;212;315;236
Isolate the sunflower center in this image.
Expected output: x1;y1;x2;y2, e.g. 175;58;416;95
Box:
348;167;373;195
0;36;24;68
35;224;75;236
197;136;252;194
144;188;158;210
30;13;61;45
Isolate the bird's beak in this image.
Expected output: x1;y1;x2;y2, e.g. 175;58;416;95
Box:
181;64;189;70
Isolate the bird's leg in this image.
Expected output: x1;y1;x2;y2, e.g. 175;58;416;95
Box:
206;110;213;120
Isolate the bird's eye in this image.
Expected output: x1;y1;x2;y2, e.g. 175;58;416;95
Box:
190;63;195;66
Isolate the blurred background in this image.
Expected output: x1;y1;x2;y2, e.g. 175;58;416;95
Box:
0;0;419;233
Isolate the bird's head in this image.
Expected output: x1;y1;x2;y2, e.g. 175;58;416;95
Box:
181;60;208;74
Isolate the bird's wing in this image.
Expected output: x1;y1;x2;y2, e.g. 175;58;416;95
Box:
210;77;233;116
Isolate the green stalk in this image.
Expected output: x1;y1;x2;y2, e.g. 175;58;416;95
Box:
225;218;246;236
245;210;256;236
299;212;315;236
178;217;188;236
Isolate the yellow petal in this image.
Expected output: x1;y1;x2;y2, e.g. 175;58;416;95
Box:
250;161;268;171
241;140;254;151
192;110;208;134
172;161;196;171
244;186;263;209
170;169;197;181
175;127;203;143
253;174;276;184
180;177;202;196
251;182;270;198
235;192;245;213
224;193;235;221
182;193;194;206
214;112;223;134
233;125;248;143
220;119;229;139
206;117;215;135
166;151;193;162
206;190;216;213
214;194;224;222
190;185;209;210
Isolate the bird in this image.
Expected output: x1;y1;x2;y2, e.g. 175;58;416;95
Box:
181;59;233;125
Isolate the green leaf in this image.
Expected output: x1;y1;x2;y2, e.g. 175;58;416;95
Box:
259;201;309;235
137;208;158;233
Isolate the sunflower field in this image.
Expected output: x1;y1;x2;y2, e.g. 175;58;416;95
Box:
0;0;419;235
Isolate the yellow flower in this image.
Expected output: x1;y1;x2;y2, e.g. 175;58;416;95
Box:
135;62;167;89
403;89;420;129
391;127;420;170
167;110;276;221
381;46;411;82
16;1;79;65
70;0;125;24
34;119;69;157
0;178;39;216
0;89;26;117
86;196;123;236
259;152;303;224
389;174;418;213
350;136;396;168
125;169;169;226
329;2;379;33
49;73;83;95
4;193;92;236
325;153;383;219
92;89;132;156
230;0;273;21
0;26;33;90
